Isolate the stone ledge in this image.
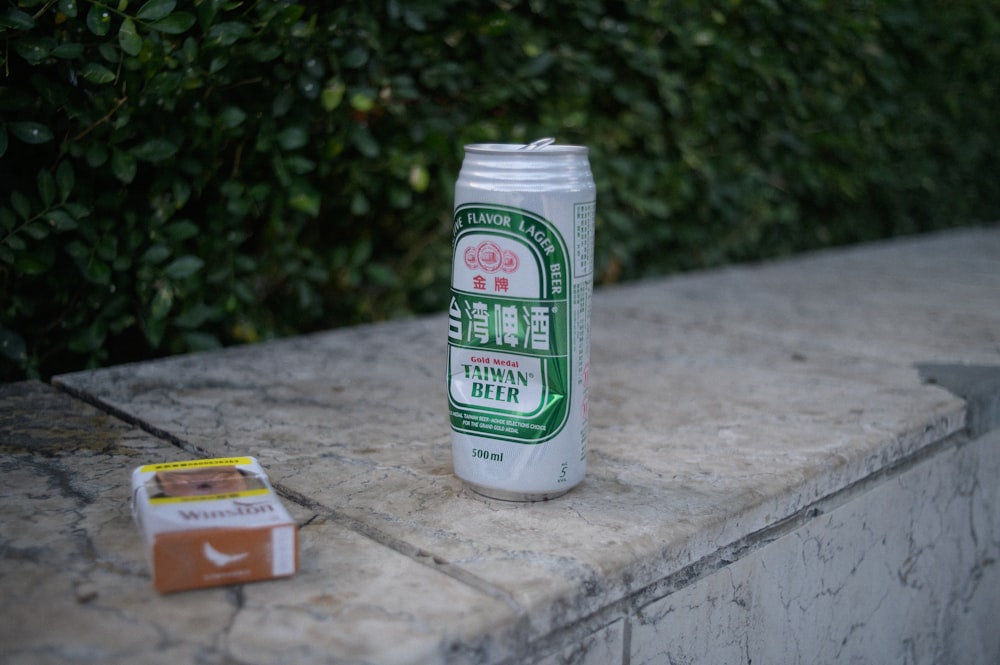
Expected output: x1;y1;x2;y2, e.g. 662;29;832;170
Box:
0;381;524;665
2;225;997;664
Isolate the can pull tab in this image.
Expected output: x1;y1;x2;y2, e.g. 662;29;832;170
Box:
520;137;556;150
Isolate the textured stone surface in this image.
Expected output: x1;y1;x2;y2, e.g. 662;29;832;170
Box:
535;618;625;665
0;382;520;665
4;226;997;663
631;426;1000;665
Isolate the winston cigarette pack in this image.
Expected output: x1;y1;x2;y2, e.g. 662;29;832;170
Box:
131;457;298;593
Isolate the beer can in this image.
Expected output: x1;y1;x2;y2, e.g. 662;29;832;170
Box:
447;139;596;500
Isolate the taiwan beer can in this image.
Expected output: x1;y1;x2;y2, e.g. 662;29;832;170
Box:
447;139;596;501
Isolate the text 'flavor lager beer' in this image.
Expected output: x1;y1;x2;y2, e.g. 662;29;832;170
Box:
447;139;596;501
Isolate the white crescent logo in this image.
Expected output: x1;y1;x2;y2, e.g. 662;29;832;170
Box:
203;542;250;568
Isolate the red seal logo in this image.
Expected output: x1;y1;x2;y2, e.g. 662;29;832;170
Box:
476;241;503;273
464;245;479;270
463;241;519;275
501;250;519;273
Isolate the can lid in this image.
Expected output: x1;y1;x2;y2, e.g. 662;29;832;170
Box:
465;140;588;155
520;137;556;150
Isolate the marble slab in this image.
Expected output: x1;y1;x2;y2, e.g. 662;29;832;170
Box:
0;382;522;665
52;225;1000;657
630;426;1000;665
613;226;1000;366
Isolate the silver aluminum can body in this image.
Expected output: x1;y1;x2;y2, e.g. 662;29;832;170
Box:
447;142;596;501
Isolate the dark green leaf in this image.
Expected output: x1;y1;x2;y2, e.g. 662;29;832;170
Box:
174;303;218;329
209;56;228;74
163;220;199;241
402;9;427;31
289;183;321;217
388;185;411;209
46;209;78;231
9;122;53;145
519;52;556;78
57;0;78;19
108;310;136;335
232;282;254;305
208;21;252;47
349;92;375;112
285;156;316;174
83;258;112;285
350;126;379;157
408;164;430;192
68;320;108;353
149;286;173;318
86;142;109;167
251;44;283;62
276;126;309;151
63;203;90;220
51;43;85;59
181;331;222;351
4;234;26;251
172;178;191;208
119;18;143;57
350;191;370;216
219;106;247;129
10;191;31;220
0;329;27;363
136;0;176;21
270;154;289;188
322;80;346;111
98;43;119;63
366;262;399;287
164;255;204;279
0;8;35;30
143;315;167;348
272;89;294;117
141;244;171;264
180;36;197;62
112;149;137;182
149;13;196;34
82;62;116;84
341;47;368;69
13;38;51;65
86;4;113;36
298;74;320;99
21;220;50;240
64;240;89;260
276;4;306;26
132;139;179;162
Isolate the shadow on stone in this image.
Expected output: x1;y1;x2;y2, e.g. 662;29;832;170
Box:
917;363;1000;438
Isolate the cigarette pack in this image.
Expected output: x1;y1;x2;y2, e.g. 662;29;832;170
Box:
131;457;298;593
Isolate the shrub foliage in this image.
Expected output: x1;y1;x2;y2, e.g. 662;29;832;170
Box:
2;0;998;380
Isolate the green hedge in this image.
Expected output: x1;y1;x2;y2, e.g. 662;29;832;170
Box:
2;0;998;381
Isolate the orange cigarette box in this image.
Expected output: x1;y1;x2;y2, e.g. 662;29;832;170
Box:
131;457;298;593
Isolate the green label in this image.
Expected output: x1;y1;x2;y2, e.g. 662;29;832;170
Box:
447;204;572;443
